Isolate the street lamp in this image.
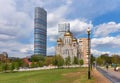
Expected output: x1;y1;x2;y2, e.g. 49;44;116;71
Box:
87;27;91;79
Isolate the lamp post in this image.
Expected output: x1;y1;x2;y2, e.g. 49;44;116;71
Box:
87;27;91;79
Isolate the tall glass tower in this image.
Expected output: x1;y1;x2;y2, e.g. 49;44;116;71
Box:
34;7;47;56
58;23;70;38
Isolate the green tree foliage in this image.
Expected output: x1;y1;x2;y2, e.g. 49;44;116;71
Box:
96;54;112;66
101;54;112;64
31;61;35;68
35;62;39;67
0;61;2;71
21;62;29;68
111;55;120;64
91;54;96;65
65;56;71;66
10;62;15;72
53;55;64;67
79;59;84;67
15;62;20;70
38;61;44;67
0;61;2;65
96;56;103;66
73;56;78;64
44;57;53;66
96;54;114;66
31;55;45;62
2;63;8;72
11;58;22;62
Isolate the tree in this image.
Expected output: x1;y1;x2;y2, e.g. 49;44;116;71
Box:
73;56;78;64
100;54;110;65
91;54;95;64
0;61;2;65
10;62;15;72
65;56;71;66
96;54;112;66
15;62;20;70
44;57;53;66
52;55;58;66
111;55;120;65
38;61;44;67
96;57;103;66
79;59;84;67
31;61;35;68
91;54;96;70
53;55;64;68
2;63;8;72
21;62;29;68
31;55;45;62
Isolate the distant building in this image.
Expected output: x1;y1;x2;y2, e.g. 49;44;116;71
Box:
56;23;89;65
0;52;8;62
23;58;32;66
78;38;88;65
58;23;70;38
34;7;47;56
56;31;81;62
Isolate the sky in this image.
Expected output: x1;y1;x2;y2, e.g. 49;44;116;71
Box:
0;0;120;58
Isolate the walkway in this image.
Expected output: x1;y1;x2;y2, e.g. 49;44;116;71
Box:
97;67;120;83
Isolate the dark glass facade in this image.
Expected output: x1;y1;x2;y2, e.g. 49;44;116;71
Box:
34;7;47;56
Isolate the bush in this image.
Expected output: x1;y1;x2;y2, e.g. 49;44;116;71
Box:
10;62;15;72
79;59;84;67
53;55;64;67
2;63;8;72
73;56;78;64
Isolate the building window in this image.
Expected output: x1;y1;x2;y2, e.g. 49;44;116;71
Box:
58;44;61;47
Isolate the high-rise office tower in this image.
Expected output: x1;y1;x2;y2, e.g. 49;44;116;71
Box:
34;7;47;56
58;23;70;38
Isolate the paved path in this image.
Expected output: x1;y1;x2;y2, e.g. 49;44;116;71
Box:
16;65;80;72
97;67;120;83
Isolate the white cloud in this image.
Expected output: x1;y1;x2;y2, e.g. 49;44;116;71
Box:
47;3;72;42
92;36;120;48
69;19;93;34
0;34;15;41
94;22;120;37
47;4;70;27
0;40;34;57
0;0;16;18
19;44;34;53
0;0;34;57
47;18;93;42
47;46;55;55
0;1;33;39
65;0;72;4
91;49;110;56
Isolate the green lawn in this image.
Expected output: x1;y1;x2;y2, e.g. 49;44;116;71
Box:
0;68;95;83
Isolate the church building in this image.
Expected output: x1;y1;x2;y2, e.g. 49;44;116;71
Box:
56;31;81;62
55;23;88;65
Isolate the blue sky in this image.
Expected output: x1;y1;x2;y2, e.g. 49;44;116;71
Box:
0;0;120;57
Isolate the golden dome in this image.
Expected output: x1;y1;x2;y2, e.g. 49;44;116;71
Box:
57;38;62;42
64;31;72;36
72;38;77;41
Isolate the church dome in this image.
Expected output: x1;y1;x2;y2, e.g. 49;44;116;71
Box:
64;31;72;36
72;38;77;42
57;38;62;42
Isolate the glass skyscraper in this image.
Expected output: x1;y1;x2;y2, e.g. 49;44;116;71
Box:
58;23;70;38
34;7;47;56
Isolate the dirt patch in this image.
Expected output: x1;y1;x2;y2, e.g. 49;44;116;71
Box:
92;69;110;83
56;71;83;83
62;72;81;78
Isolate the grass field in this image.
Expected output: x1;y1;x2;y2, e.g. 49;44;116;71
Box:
0;68;95;83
